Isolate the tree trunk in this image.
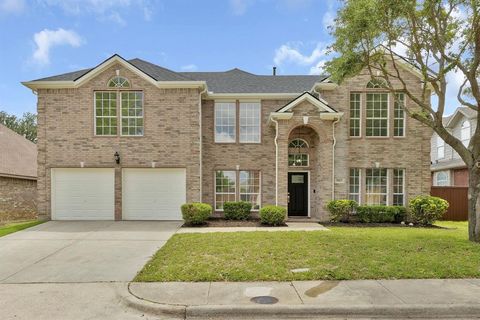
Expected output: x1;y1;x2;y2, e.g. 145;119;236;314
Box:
468;165;480;242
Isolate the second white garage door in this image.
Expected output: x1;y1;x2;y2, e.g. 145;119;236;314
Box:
122;168;186;220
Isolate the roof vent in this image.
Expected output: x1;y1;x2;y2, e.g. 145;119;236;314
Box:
273;66;277;76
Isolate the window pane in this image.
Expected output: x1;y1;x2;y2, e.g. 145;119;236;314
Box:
215;171;236;210
349;93;361;137
120;91;144;136
288;153;309;167
348;168;360;203
365;168;387;205
239;171;260;210
366;93;388;137
394;93;405;137
393;169;405;206
95;91;117;136
239;102;260;143
215;102;236;142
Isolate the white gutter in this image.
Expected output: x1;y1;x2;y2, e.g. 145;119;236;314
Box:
198;84;208;201
331;116;341;200
271;118;279;206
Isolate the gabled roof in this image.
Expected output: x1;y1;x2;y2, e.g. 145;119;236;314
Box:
0;124;37;179
23;54;328;94
445;107;477;128
276;92;337;113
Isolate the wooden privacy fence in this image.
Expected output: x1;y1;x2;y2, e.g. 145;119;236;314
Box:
430;186;468;221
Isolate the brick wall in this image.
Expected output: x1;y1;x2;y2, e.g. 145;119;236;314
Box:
37;63;201;219
0;177;37;222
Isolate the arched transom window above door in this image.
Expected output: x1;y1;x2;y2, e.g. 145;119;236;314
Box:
288;138;309;167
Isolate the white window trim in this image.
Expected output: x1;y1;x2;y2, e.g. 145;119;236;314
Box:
239;101;261;143
436;136;445;159
349;92;362;137
214;170;237;211
365;92;390;137
348;168;361;204
214;101;236;143
94;91;118;137
365;168;389;205
394;93;406;137
120;91;144;137
288;153;309;167
239;170;262;211
393;168;405;206
435;171;450;186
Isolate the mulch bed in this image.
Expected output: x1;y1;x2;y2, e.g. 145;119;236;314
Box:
182;218;287;228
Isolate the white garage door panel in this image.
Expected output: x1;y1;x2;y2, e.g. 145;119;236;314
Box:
52;169;115;220
123;168;186;220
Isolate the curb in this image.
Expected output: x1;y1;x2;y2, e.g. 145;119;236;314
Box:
123;294;480;319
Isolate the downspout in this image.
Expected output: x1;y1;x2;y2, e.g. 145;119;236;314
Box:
271;117;279;206
332;116;340;200
198;84;207;202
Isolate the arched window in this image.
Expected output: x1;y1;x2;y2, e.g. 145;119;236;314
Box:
288;138;309;148
288;138;309;167
435;171;449;186
461;120;471;146
366;78;387;89
108;76;130;88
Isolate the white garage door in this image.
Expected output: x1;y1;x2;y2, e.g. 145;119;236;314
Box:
122;168;186;220
51;168;115;220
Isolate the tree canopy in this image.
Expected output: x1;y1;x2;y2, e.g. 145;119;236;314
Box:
0;111;37;143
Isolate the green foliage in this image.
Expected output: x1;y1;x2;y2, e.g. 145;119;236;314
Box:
181;203;212;225
0;111;37;143
223;201;252;220
326;199;358;222
259;205;287;226
409;196;449;226
356;205;406;223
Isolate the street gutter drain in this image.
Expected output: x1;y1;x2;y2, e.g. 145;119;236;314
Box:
250;296;279;304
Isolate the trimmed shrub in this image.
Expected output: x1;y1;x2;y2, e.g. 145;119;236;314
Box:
408;195;449;225
392;206;407;223
259;205;287;226
356;205;404;223
223;201;252;220
326;199;358;222
181;203;212;225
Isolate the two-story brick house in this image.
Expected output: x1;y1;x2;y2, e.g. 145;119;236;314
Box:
23;54;431;221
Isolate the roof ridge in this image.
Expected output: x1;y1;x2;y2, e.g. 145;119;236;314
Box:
128;58;194;81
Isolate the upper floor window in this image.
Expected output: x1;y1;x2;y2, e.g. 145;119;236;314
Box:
108;76;130;88
366;93;389;136
95;91;144;136
121;92;144;136
239;102;261;143
95;92;117;136
394;93;405;137
214;102;236;143
349;93;361;137
461;120;471;146
436;135;445;159
288;138;309;167
366;78;387;89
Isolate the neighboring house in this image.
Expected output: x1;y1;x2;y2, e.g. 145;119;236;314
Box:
22;54;431;221
0;124;37;221
431;107;477;187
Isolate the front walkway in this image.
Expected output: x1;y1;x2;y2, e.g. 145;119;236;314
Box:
177;222;328;234
0;220;181;283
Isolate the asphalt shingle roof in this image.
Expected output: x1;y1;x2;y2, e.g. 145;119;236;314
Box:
30;57;328;94
0;124;37;179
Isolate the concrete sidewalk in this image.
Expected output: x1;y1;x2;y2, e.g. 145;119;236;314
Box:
126;279;480;319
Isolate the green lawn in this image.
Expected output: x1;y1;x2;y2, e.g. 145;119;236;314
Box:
0;220;44;237
135;221;480;282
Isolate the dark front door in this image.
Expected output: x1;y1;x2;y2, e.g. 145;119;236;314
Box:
288;172;308;216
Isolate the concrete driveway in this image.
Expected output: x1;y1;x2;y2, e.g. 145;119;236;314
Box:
0;221;181;283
